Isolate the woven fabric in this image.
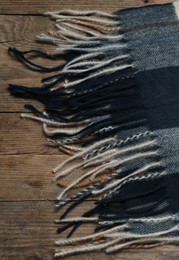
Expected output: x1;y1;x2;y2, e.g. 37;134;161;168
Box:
8;1;179;257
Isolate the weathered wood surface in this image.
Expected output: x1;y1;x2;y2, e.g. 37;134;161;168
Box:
0;0;177;259
0;201;179;260
0;0;174;14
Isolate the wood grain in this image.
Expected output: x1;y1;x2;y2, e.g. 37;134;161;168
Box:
0;15;70;113
0;15;61;113
0;154;66;201
0;113;63;155
0;0;174;14
0;0;177;259
0;201;179;260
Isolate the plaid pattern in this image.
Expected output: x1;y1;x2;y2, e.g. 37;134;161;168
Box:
8;2;179;257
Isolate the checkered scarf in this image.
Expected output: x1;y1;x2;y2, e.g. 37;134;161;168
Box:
8;1;179;257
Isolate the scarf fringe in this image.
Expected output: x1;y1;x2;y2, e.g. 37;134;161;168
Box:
8;9;173;258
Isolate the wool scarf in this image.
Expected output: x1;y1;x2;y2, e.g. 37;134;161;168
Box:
8;1;179;257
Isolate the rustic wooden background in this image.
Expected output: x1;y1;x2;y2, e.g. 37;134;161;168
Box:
0;0;178;259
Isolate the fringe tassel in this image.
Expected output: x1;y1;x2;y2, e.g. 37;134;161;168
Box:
8;9;172;258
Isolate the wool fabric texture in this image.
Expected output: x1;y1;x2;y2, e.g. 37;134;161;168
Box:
8;1;179;257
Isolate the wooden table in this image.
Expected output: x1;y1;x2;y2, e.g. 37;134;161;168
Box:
0;0;178;259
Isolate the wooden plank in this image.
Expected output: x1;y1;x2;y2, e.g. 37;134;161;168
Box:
0;153;116;201
0;0;174;14
0;113;62;155
0;15;53;45
0;201;68;259
0;16;55;83
0;154;67;201
0;15;61;112
0;201;179;260
0;0;178;259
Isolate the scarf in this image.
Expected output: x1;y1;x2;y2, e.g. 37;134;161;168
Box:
8;1;179;257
